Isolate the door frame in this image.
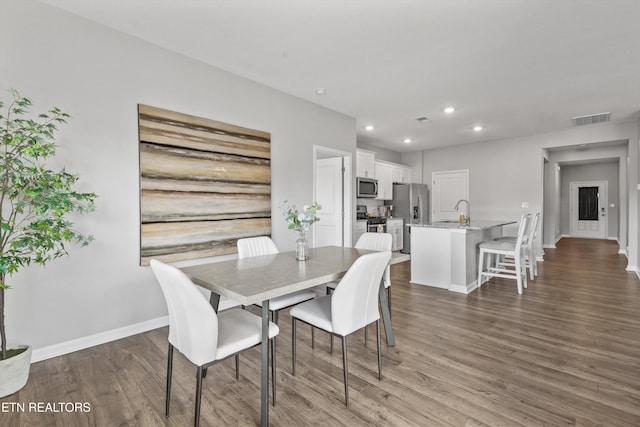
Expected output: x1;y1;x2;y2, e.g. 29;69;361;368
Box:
312;145;353;248
569;180;608;239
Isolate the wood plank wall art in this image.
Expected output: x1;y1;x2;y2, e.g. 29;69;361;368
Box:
138;104;271;265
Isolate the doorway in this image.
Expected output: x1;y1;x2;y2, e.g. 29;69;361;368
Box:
313;146;352;248
570;180;607;239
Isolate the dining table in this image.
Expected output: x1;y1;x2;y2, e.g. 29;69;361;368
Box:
180;245;408;426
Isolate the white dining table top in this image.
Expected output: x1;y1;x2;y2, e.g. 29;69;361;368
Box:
180;246;409;306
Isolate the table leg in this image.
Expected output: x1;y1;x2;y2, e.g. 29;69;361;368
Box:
208;292;220;312
261;300;269;427
378;278;395;346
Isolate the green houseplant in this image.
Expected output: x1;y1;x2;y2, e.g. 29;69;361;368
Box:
0;89;96;396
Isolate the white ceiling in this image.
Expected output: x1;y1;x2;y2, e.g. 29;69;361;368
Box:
43;0;640;152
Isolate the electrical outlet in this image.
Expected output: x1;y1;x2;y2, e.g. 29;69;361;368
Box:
521;202;529;209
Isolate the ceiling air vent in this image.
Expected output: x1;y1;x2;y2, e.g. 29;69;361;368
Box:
572;112;610;126
416;117;431;124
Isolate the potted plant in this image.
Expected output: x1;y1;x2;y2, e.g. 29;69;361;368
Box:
0;89;96;397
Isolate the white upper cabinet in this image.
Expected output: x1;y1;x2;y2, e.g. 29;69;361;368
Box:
356;149;376;178
391;164;413;184
356;149;412;198
375;161;393;200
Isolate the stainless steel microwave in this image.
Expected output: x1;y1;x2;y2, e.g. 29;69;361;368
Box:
356;177;378;198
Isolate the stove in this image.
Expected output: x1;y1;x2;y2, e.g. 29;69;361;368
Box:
367;216;387;233
367;217;387;225
356;204;368;220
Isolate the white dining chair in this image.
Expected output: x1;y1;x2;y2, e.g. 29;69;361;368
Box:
237;236;316;404
237;236;317;324
477;214;530;294
324;232;392;348
290;250;391;407
150;259;279;427
495;212;540;280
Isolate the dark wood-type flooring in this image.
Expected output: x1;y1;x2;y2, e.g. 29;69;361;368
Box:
2;238;639;426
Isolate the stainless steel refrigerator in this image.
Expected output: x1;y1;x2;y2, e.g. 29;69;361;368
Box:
390;183;429;254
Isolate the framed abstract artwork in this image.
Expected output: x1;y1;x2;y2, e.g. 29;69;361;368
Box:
138;104;271;265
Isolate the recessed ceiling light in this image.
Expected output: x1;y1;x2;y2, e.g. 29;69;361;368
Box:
404;138;412;143
473;126;483;132
365;125;374;131
444;107;455;114
315;88;326;95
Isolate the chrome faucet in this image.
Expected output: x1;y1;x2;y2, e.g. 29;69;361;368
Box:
455;199;470;225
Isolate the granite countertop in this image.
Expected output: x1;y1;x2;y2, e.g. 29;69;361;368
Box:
407;220;515;231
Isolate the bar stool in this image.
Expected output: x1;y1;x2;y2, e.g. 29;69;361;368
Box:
495;212;540;280
477;214;530;294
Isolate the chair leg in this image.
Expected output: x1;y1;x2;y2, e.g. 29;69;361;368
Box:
235;355;240;380
271;337;276;406
376;320;382;381
166;343;173;418
387;287;392;322
522;250;528;290
364;326;368;346
515;252;523;294
272;310;278;406
341;335;349;407
311;326;315;349
291;318;297;376
194;366;204;427
477;249;484;288
331;333;334;354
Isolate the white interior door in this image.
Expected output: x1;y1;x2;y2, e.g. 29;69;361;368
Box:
314;157;344;247
432;170;469;221
570;181;607;239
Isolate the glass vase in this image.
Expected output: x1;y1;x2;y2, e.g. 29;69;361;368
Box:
296;230;309;261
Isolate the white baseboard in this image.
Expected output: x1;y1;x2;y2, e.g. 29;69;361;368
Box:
450;280;477;294
543;244;556;249
31;316;169;363
535;256;544;262
636;269;640;281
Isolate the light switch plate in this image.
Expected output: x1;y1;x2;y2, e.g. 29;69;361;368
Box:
521;202;529;209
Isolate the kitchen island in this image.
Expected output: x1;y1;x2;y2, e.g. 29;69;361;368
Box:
408;220;515;293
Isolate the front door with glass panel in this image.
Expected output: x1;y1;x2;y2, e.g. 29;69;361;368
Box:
570;181;607;239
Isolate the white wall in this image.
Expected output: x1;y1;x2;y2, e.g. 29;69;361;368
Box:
0;1;356;354
413;121;639;265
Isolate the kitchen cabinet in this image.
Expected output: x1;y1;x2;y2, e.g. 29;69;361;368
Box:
375;161;393;200
387;218;404;251
391;164;412;184
356;149;376;178
355;220;367;243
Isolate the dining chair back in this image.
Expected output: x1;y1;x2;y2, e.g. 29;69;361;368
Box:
332;248;390;337
151;259;218;366
150;259;279;427
237;236;279;258
290;250;391;406
355;232;392;287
